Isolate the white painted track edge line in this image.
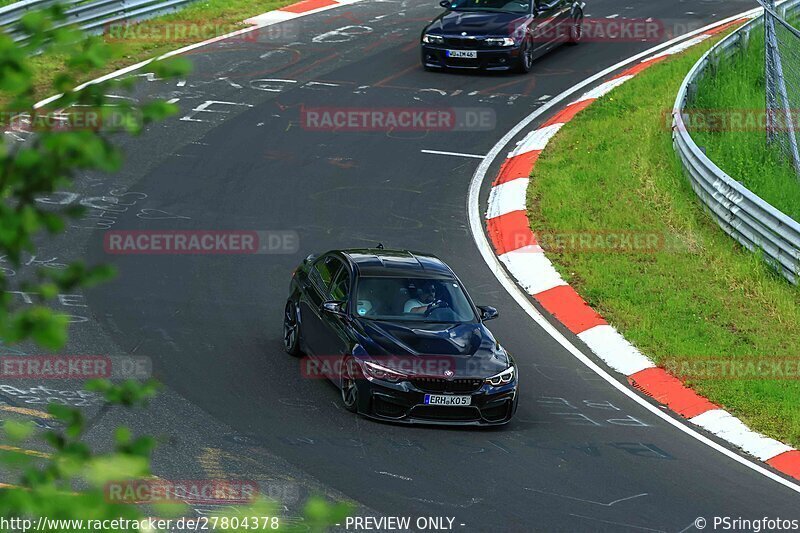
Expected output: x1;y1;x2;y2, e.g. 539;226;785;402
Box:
467;9;800;493
421;150;486;159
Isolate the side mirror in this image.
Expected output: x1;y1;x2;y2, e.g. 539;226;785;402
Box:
321;300;348;317
439;0;450;8
477;305;499;321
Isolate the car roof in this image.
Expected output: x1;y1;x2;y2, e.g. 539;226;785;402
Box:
338;248;454;278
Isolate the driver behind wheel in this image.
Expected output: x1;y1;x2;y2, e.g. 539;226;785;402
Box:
404;282;440;314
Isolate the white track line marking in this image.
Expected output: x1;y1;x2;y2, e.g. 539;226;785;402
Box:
467;6;800;494
421;149;485;159
377;471;413;481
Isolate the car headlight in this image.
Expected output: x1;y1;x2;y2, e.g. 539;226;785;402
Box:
422;34;445;44
486;366;515;386
485;37;515;47
363;361;407;383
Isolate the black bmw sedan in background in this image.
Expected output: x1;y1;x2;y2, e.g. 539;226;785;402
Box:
421;0;584;72
283;248;518;425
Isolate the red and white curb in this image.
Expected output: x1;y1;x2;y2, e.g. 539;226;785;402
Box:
244;0;361;25
485;18;800;482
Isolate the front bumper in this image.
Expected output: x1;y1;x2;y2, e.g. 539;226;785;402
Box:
421;44;522;71
355;376;519;426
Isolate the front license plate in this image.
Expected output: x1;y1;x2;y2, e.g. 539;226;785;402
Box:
424;394;472;406
446;50;477;59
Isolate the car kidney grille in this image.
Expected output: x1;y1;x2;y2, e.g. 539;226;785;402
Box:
444;37;485;49
411;377;483;393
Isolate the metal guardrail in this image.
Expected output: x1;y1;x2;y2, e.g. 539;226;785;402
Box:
0;0;198;41
672;0;800;284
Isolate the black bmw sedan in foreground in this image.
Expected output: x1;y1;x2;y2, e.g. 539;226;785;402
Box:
283;248;518;425
421;0;584;72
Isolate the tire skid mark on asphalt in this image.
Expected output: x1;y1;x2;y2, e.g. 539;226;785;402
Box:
569;513;665;533
524;487;649;507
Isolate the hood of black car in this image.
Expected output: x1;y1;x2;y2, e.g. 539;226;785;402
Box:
357;320;510;377
427;11;527;36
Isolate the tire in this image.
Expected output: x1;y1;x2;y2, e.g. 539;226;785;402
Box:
517;39;533;73
283;300;301;357
340;357;360;413
567;13;583;45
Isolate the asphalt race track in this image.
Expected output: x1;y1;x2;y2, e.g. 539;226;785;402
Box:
11;0;800;531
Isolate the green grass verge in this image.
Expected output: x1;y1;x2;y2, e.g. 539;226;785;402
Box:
527;38;800;447
17;0;297;100
689;27;800;221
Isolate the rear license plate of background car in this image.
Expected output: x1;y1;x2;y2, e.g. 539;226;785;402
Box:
424;394;471;406
446;50;477;59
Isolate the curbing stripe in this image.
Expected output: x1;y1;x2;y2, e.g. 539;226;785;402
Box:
509;123;564;157
704;17;752;36
648;34;712;60
541;99;596;128
767;451;800;479
579;325;656;376
483;15;800;481
495;152;541;185
280;0;339;13
574;75;633;101
486;210;535;256
628;367;716;418
243;10;300;25
534;285;607;334
486;178;530;219
499;248;566;295
614;56;668;78
690;410;795;462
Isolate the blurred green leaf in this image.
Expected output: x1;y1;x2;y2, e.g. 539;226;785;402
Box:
84;455;149;486
3;420;36;442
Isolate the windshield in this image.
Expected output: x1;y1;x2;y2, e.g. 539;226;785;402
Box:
354;276;477;323
446;0;530;14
